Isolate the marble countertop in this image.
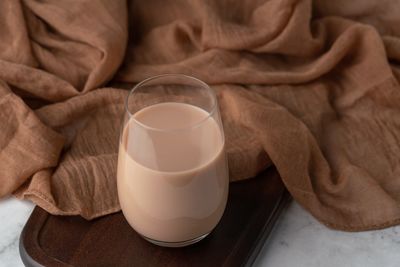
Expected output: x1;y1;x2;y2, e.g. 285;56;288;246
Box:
1;197;399;267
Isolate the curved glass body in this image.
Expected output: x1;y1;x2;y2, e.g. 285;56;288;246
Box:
117;74;229;247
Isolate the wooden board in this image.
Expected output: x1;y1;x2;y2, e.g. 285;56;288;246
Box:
19;167;289;267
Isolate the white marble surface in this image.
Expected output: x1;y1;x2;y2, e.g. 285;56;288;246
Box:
0;198;34;267
254;202;400;267
1;197;400;267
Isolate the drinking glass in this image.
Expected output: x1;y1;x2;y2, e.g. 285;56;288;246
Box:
117;74;229;247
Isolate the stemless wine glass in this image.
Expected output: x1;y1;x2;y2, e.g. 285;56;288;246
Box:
117;74;229;247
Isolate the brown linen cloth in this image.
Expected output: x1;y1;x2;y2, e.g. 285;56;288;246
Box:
1;0;400;231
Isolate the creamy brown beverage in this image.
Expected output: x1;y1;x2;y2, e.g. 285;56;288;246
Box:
117;102;228;245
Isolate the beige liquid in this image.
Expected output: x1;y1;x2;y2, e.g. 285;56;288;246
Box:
117;102;229;243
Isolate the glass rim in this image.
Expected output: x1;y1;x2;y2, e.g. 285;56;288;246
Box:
124;74;218;133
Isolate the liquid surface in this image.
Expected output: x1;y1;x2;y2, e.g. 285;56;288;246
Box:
117;102;229;243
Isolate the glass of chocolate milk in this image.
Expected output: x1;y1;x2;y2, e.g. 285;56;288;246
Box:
117;74;229;247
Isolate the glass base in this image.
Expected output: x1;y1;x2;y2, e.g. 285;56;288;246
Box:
142;232;210;248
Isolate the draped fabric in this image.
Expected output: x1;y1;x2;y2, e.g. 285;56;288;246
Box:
1;0;400;230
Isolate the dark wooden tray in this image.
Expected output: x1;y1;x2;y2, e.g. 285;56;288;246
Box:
19;167;289;267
